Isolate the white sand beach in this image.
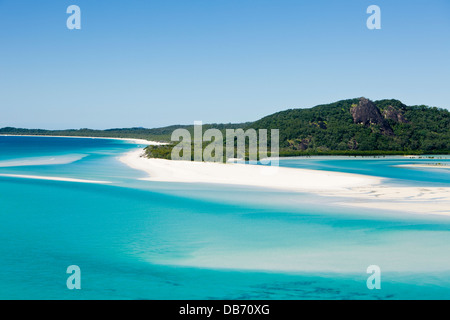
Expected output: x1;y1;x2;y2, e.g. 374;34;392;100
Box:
120;150;382;191
120;150;450;216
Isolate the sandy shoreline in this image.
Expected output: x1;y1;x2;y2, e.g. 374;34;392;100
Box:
0;134;165;146
120;149;450;216
120;150;382;192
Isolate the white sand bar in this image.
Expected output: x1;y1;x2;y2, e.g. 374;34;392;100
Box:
120;150;382;191
0;174;111;184
327;187;450;216
121;150;450;216
395;164;449;169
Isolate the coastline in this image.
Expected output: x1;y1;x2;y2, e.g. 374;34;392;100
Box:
120;149;450;216
0;134;166;146
120;149;383;192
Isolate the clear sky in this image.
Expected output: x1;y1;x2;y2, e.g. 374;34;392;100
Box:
0;0;449;129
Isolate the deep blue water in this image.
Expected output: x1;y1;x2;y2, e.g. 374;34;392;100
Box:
0;136;449;299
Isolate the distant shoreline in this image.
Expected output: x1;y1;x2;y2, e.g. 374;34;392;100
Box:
0;134;165;146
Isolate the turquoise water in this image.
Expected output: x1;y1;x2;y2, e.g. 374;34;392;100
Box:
277;155;450;186
0;136;449;299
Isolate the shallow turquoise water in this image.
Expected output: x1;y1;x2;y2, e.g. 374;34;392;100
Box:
277;155;450;186
0;136;449;299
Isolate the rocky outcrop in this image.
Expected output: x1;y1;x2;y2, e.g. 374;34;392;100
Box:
382;105;407;123
350;98;394;135
293;137;311;150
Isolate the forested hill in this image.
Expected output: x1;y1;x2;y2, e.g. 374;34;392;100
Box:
248;97;450;154
1;97;449;155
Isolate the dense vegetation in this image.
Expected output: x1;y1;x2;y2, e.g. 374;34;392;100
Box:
248;98;450;154
2;98;449;158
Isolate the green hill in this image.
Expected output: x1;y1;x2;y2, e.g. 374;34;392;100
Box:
246;97;449;155
1;97;449;156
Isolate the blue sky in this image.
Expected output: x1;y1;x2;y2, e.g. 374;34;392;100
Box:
0;0;449;129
